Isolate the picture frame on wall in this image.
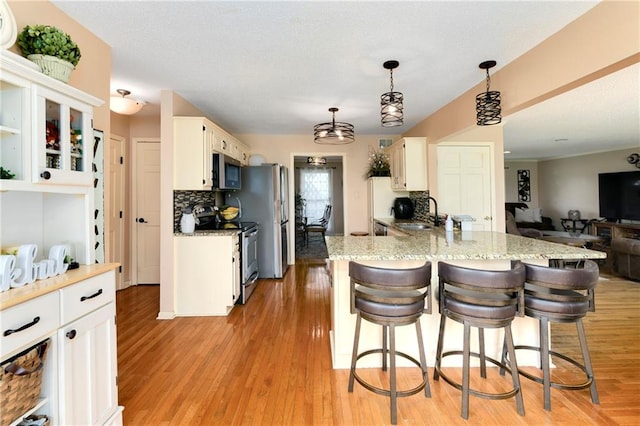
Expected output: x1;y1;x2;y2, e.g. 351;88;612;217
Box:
517;169;531;202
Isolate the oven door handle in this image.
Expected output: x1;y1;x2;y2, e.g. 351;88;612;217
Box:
246;271;259;284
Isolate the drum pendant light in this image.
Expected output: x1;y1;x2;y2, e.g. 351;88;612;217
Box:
380;60;404;127
313;107;355;144
476;60;501;126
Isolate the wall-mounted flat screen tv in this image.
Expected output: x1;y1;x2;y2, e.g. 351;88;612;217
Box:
598;171;640;222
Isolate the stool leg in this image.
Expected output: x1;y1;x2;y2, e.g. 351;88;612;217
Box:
389;323;398;425
576;319;599;404
382;325;388;372
479;327;487;379
348;314;362;392
462;323;471;419
540;317;551;411
415;320;431;398
433;314;447;381
505;325;525;416
499;334;508;376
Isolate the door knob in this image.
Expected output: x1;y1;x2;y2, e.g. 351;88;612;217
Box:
137;217;148;223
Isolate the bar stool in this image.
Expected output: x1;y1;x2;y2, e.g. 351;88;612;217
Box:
433;261;526;420
503;260;599;411
348;261;432;425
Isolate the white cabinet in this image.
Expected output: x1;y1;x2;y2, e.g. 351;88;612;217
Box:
59;303;117;425
0;266;121;426
34;86;95;186
174;234;240;316
173;117;215;190
386;137;427;191
0;52;102;189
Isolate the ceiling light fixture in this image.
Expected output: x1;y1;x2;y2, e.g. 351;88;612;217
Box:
110;89;145;115
476;60;501;126
381;60;404;127
313;107;355;144
307;156;327;166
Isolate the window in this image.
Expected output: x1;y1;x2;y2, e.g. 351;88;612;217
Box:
300;168;333;232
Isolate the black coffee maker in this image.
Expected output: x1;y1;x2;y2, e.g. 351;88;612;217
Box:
393;197;414;220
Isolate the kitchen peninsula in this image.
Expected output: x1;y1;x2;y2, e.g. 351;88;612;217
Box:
326;220;606;370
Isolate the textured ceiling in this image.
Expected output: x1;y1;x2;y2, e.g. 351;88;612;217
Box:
51;1;638;160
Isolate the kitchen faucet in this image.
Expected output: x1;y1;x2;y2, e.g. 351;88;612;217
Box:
426;196;440;227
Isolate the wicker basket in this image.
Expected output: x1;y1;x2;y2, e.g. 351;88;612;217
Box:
27;54;74;83
0;339;49;426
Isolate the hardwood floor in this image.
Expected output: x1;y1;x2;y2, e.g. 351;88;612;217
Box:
116;261;640;425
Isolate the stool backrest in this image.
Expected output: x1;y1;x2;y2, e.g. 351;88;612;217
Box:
349;262;432;315
437;261;526;317
524;260;599;312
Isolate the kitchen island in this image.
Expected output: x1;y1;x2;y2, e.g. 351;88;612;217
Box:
326;220;605;369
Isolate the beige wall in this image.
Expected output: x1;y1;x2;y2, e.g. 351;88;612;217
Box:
538;147;640;229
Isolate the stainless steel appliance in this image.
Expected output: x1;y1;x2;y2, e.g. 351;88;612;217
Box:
235;164;289;278
212;153;242;190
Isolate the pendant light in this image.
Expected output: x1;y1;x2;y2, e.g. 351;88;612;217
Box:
313;107;355;144
476;60;501;126
380;60;404;127
110;89;145;115
307;156;327;166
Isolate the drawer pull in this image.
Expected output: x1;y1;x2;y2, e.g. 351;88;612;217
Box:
80;288;103;302
66;329;77;339
3;316;41;336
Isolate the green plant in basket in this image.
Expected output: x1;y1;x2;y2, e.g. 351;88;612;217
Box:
17;24;81;66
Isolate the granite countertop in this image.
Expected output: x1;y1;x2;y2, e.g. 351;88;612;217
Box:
327;218;606;261
0;263;120;310
174;229;240;237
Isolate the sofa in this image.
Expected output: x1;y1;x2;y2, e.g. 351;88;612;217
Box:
611;238;640;281
505;202;555;231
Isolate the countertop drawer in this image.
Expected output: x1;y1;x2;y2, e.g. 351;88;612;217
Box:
60;269;115;324
1;291;60;359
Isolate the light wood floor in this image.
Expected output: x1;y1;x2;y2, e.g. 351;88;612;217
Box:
116;260;640;425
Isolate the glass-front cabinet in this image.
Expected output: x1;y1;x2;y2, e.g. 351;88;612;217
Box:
35;86;94;186
0;72;30;182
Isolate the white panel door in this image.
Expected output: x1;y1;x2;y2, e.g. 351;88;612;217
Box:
437;144;494;231
134;140;161;284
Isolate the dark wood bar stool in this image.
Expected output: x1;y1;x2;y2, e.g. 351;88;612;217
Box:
502;260;599;411
348;261;432;425
434;261;526;420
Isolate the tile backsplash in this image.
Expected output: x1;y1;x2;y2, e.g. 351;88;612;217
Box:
410;191;431;222
173;190;221;231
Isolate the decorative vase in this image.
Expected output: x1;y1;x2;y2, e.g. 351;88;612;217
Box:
27;54;74;83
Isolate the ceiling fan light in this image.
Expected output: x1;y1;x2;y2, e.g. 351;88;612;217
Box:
110;89;145;115
307;156;327;166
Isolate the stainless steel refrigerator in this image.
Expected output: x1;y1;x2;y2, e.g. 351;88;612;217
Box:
235;164;289;278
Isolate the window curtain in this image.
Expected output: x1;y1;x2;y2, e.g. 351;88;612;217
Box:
300;168;333;233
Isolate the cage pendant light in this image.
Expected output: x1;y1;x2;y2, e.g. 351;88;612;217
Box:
313;107;355;144
381;60;404;127
476;60;501;126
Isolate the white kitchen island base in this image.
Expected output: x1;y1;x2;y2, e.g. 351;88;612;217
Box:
329;258;545;370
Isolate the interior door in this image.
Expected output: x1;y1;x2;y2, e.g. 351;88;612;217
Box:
134;139;161;284
107;134;125;289
437;144;494;231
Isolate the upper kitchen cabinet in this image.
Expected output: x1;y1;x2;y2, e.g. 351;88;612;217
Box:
173;116;214;190
0;52;103;190
386;137;427;191
211;126;249;164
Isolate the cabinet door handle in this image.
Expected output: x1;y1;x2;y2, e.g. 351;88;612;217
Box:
40;171;51;180
66;329;77;340
80;288;103;302
3;316;40;336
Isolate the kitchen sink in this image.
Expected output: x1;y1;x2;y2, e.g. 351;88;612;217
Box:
396;222;431;230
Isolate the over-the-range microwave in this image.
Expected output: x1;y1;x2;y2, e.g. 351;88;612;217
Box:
212;153;241;190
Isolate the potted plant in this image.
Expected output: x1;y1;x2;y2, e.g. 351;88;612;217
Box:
366;148;391;178
16;24;81;83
